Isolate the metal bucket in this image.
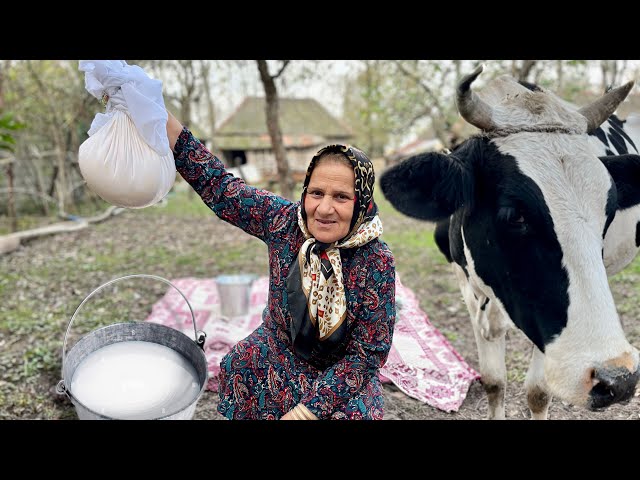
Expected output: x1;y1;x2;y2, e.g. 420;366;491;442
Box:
56;274;208;420
215;274;255;318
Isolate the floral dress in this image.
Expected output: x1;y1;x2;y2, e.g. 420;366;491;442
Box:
174;128;396;419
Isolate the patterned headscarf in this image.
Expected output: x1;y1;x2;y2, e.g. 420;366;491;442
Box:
286;145;383;367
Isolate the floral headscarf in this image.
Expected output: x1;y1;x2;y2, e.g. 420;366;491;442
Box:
286;145;383;367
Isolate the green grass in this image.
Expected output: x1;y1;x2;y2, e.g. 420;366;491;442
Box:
615;255;640;276
2;177;639;419
382;227;440;252
141;190;213;218
0;215;49;235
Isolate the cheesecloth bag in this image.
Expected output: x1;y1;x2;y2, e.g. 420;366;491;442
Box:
78;60;176;208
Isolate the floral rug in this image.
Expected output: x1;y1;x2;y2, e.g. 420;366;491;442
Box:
145;275;479;412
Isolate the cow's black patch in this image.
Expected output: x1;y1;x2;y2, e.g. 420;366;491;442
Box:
460;139;570;351
380;149;474;221
601;154;640;209
603;183;618;239
480;297;490;311
518;81;542;92
607;128;629;155
592;127;610;149
608;115;638;153
434;218;452;262
449;209;467;270
636;221;640;247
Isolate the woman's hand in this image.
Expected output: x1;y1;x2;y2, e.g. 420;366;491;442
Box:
280;404;318;420
280;410;297;420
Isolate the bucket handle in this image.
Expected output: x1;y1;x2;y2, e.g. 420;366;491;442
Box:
60;274;206;380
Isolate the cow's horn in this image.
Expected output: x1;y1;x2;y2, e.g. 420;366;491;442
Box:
456;64;495;132
579;81;635;132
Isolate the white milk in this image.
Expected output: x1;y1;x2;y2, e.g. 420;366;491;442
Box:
70;341;200;419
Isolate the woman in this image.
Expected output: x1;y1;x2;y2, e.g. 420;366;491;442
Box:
167;112;396;420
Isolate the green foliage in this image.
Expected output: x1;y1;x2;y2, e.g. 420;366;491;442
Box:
0;111;26;152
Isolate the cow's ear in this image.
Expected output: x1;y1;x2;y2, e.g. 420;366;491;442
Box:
600;154;640;209
380;151;473;221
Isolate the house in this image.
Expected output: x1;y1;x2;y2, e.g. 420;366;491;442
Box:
386;137;444;165
213;97;353;183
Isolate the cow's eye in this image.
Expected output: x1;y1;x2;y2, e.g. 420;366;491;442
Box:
498;206;530;234
508;214;529;234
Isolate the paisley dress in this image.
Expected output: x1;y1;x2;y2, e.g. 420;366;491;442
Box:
173;128;396;419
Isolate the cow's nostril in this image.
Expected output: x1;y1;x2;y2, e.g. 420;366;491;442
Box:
591;382;614;399
589;367;640;410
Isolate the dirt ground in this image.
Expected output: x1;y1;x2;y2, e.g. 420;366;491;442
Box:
1;200;639;420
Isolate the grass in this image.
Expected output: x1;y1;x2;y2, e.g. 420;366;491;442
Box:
1;185;639;420
142;190;212;218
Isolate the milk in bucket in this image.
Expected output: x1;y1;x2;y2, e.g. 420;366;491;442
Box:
57;274;208;420
70;341;200;420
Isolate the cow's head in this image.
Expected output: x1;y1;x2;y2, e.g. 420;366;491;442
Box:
381;66;640;409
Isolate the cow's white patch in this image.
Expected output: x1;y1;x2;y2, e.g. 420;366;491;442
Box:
604;206;640;275
478;75;588;134
493;133;638;405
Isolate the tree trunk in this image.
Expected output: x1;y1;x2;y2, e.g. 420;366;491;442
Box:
556;60;564;92
6;160;16;232
0;61;6;111
53;136;69;213
364;61;375;155
517;60;537;82
48;164;58;198
200;61;217;149
257;60;293;200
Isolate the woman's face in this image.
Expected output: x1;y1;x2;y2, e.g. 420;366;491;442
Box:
304;159;355;244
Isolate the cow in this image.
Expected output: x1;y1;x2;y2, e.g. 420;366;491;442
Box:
380;65;640;419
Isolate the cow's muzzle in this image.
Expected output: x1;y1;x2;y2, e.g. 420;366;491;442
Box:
589;366;640;410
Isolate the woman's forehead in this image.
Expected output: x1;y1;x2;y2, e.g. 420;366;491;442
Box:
308;162;355;189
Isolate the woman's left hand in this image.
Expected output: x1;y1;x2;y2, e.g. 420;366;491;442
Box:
280;403;318;420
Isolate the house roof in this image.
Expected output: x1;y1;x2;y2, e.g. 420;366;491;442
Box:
387;137;444;163
212;134;328;150
215;97;353;150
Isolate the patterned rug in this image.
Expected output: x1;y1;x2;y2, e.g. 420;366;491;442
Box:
145;275;480;412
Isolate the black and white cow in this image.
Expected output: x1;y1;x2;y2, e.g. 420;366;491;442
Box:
596;114;640;275
380;66;640;419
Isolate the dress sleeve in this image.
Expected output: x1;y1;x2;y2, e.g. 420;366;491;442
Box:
300;247;396;419
173;127;296;242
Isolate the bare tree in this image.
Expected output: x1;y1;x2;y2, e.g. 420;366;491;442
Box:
199;61;217;149
0;60;8;111
0;61;16;230
601;60;629;92
393;60;460;148
256;60;294;200
517;60;537;82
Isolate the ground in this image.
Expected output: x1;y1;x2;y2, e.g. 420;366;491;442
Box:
1;190;639;420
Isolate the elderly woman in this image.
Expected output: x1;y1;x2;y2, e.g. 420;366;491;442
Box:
167;112;396;420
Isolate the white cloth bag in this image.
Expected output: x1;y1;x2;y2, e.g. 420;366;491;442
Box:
78;60;176;208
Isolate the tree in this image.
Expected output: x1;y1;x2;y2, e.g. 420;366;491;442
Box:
3;60;95;214
371;60;598;153
0;111;25;232
256;60;294;200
